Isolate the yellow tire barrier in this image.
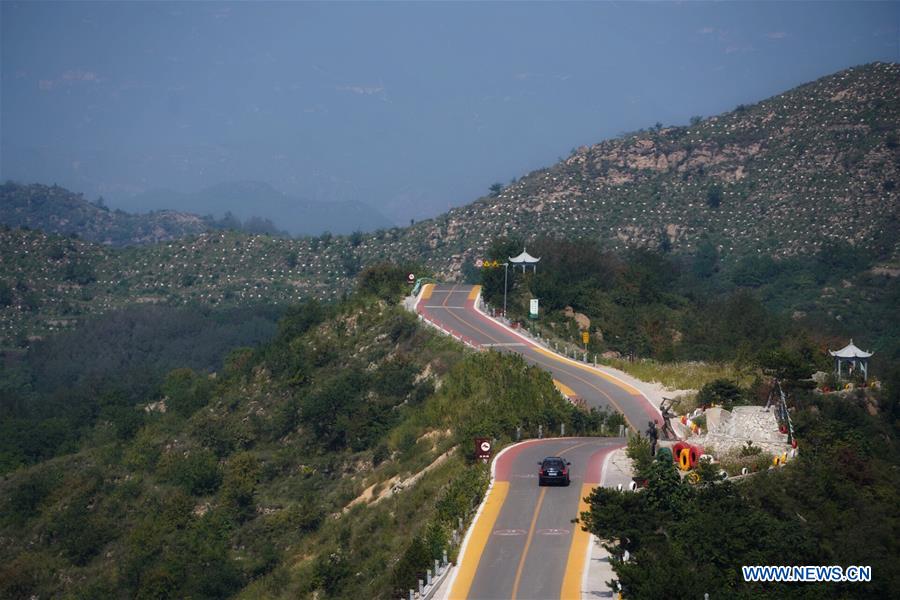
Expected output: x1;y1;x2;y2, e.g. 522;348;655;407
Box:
678;447;691;471
773;455;782;467
687;471;701;485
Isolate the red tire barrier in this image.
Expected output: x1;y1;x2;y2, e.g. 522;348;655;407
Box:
688;445;702;468
672;442;688;462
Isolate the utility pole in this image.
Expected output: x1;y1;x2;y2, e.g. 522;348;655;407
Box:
503;262;509;318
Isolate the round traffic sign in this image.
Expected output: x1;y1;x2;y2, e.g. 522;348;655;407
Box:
475;259;484;268
407;273;415;282
479;441;491;453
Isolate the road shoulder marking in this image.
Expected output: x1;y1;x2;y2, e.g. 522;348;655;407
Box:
447;481;509;599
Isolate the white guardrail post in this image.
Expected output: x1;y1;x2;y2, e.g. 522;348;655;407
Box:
406;552;452;600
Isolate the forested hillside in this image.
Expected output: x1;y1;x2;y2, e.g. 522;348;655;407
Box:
478;236;899;368
0;267;619;599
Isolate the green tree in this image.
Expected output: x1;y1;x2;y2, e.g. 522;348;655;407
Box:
696;379;745;410
162;368;214;418
221;452;260;521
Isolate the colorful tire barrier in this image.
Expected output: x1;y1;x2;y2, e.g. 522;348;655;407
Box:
687;471;701;485
672;442;688;462
688;445;701;468
678;447;691;471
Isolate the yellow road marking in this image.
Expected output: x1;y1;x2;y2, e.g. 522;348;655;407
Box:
510;486;547;600
467;285;482;300
531;344;642;396
449;481;509;600
553;379;577;399
421;283;434;300
560;483;594;599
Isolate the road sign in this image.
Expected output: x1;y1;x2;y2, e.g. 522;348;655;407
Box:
582;331;590;345
475;437;492;460
475;259;484;268
529;298;539;319
406;273;416;283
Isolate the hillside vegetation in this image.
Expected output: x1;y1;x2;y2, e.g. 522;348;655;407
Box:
2;63;897;358
582;374;900;599
478;236;899;370
0;269;619;599
410;62;899;272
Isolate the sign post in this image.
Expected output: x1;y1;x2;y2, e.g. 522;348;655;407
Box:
475;437;493;463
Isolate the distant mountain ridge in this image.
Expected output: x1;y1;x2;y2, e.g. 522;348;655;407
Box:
126;181;395;236
0;182;213;246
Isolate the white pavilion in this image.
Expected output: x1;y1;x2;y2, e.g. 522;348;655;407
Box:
828;339;874;381
509;248;540;273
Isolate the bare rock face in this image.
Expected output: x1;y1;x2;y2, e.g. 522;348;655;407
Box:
573;312;590;331
704;407;731;432
693;406;791;456
563;305;591;330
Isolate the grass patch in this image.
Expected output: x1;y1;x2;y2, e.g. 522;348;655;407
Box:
600;358;756;390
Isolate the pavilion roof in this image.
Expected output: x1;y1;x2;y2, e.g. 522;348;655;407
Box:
828;339;873;359
509;249;540;264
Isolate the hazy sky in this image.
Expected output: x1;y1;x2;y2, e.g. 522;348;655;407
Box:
2;1;898;224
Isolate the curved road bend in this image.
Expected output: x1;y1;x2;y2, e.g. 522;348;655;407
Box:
417;283;659;432
417;284;659;599
447;438;621;600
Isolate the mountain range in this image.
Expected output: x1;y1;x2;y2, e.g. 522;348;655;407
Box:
124;181;395;236
1;62;898;351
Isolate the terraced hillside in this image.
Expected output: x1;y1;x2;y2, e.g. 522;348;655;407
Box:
402;62;899;277
0;228;348;345
1;63;898;348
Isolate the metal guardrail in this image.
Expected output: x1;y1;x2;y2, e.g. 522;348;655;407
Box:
406;554;452;600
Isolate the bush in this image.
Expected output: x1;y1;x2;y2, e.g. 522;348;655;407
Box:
157;449;221;496
162;368;214;418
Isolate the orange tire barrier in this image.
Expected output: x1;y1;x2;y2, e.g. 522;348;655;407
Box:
678;447;691;471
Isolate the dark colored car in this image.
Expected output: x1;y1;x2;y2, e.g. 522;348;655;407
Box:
538;456;571;486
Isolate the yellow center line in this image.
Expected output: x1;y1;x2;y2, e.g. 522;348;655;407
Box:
509;442;589;600
510;486;546;600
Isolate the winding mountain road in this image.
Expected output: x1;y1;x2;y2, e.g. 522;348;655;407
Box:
416;284;657;599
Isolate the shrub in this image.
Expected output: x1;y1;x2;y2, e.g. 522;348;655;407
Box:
157;449;221;496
